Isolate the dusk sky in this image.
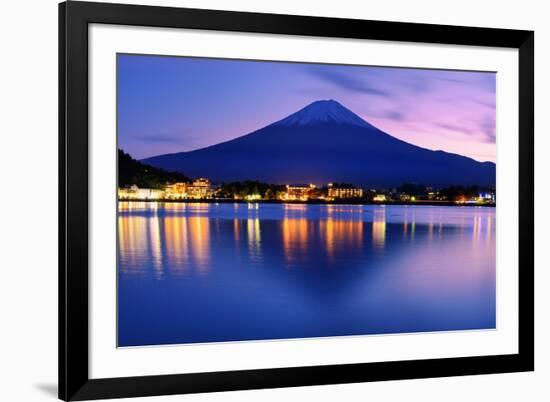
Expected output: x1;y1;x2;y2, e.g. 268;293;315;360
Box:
118;54;496;163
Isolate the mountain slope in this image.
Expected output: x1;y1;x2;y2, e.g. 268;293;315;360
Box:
142;100;495;187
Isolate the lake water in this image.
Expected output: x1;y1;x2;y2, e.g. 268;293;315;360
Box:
118;202;496;347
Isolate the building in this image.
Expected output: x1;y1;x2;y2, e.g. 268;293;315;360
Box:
327;183;363;199
118;185;164;200
118;185;138;199
372;194;387;202
137;188;164;200
118;178;217;201
280;184;317;201
186;178;214;199
398;193;411;202
478;191;496;203
165;182;188;199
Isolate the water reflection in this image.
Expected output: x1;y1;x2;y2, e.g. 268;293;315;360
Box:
320;218;363;260
118;215;148;275
372;207;386;250
247;218;262;262
118;202;495;278
119;211;211;277
118;202;496;346
149;213;163;278
189;216;210;274
163;210;189;275
281;218;309;264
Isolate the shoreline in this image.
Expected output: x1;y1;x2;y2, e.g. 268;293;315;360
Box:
118;198;496;208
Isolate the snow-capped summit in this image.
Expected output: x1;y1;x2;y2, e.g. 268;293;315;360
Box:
272;99;372;128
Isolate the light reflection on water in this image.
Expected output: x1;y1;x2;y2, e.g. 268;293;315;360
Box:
118;202;496;346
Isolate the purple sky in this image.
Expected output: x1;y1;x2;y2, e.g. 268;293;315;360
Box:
118;54;496;162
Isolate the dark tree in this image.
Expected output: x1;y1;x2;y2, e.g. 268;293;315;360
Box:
439;185;482;201
219;180;286;199
118;149;190;189
398;183;428;197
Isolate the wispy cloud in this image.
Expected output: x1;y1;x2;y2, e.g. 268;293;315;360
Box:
133;133;184;144
401;73;434;94
307;67;391;97
433;117;495;144
434;122;475;135
436;76;468;84
381;110;407;122
474;99;496;109
478;115;496;143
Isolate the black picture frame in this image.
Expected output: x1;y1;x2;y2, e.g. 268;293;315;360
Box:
59;1;534;400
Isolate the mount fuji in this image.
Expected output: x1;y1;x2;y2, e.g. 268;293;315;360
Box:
141;100;495;187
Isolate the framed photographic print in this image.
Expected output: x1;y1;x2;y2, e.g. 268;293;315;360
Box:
59;1;534;400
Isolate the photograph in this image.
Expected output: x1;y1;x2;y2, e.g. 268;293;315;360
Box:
116;54;497;347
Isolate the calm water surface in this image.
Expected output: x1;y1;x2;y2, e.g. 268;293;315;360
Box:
118;202;496;346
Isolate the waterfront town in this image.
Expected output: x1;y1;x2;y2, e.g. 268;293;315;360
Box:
118;178;496;205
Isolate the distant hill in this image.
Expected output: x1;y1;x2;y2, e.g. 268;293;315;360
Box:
142;100;495;188
118;149;189;188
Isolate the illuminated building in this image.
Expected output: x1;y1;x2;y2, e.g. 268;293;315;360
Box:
327;183;363;199
186;178;214;199
245;194;262;201
397;193;410;201
280;184;317;201
372;194;387;202
119;178;215;200
478;192;496;203
137;188;164;200
118;185;164;200
118;184;138;199
165;182;188;199
455;192;496;205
